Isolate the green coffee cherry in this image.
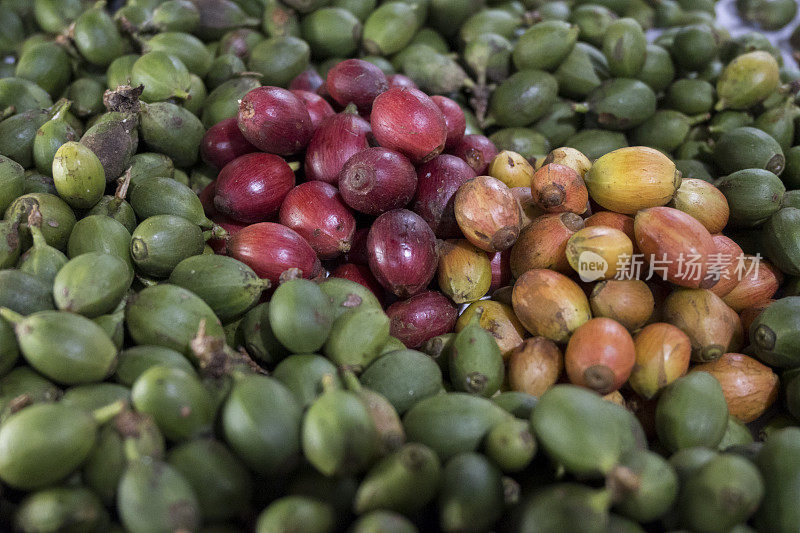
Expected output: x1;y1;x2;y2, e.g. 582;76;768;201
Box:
0;77;53;114
717;415;754;449
484;418;537;473
53;252;132;318
630;110;701;153
438;452;504;533
0;270;54;316
531;385;630;477
603;18;647;78
635;44;675;93
132;51;192;103
464;32;513;84
256;496;336;533
61;382;131;412
14;42;72;97
665;78;715;115
272;354;342;409
324;307;390;369
674;158;714;182
555;42;605;98
168;438;253;522
73;3;128;67
67;216;132;278
139;102;205;168
93;309;126;351
428;0;482;40
716;51;780;111
169;254;269;323
15;486;109;532
0;155;24;214
782;146;800;190
6;192;76;251
409;27;449;53
580;78;657;130
81;424;129;505
248;35;310;87
269;278;334;353
114;345;196;387
106;54;138;90
202;77;261;129
205;54;247;91
145;31;214;78
763;209;800;278
738;0;798;31
449;311;504;397
126;152;175;191
354;443;441;515
332;0;377;21
350;511;418;533
0;402;104;489
403;393;511;461
130;176;212;228
400;44;468;95
492;391;538;419
0;221;20;270
302;386;378;476
152;0;201;32
222;374;303;476
533;0;571;20
187;74;208;117
0;367;60;412
516;483;611;532
341;369;405;457
679;453;764;532
114;4;150;29
0;107;51;168
754;428;800;531
489;127;552;161
754;102;800;151
533;100;580;147
319;277;383;319
461;8;521;44
125;283;224;357
65;78;105;118
1;308;117;385
132;366;215;442
361;350;443;414
262;0;301;38
490;70;559;127
363;2;421;56
117;458;201;533
670;24;720;72
708;110;754;140
302;7;362;59
33;0;84;33
611;449;678;523
33;100;79;177
86;179;137;235
713;127;785;176
0;9;23;55
655;372;729;452
238;302;289;365
0;318;18;376
571;4;616;46
513;20;579;72
52;141;105;209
